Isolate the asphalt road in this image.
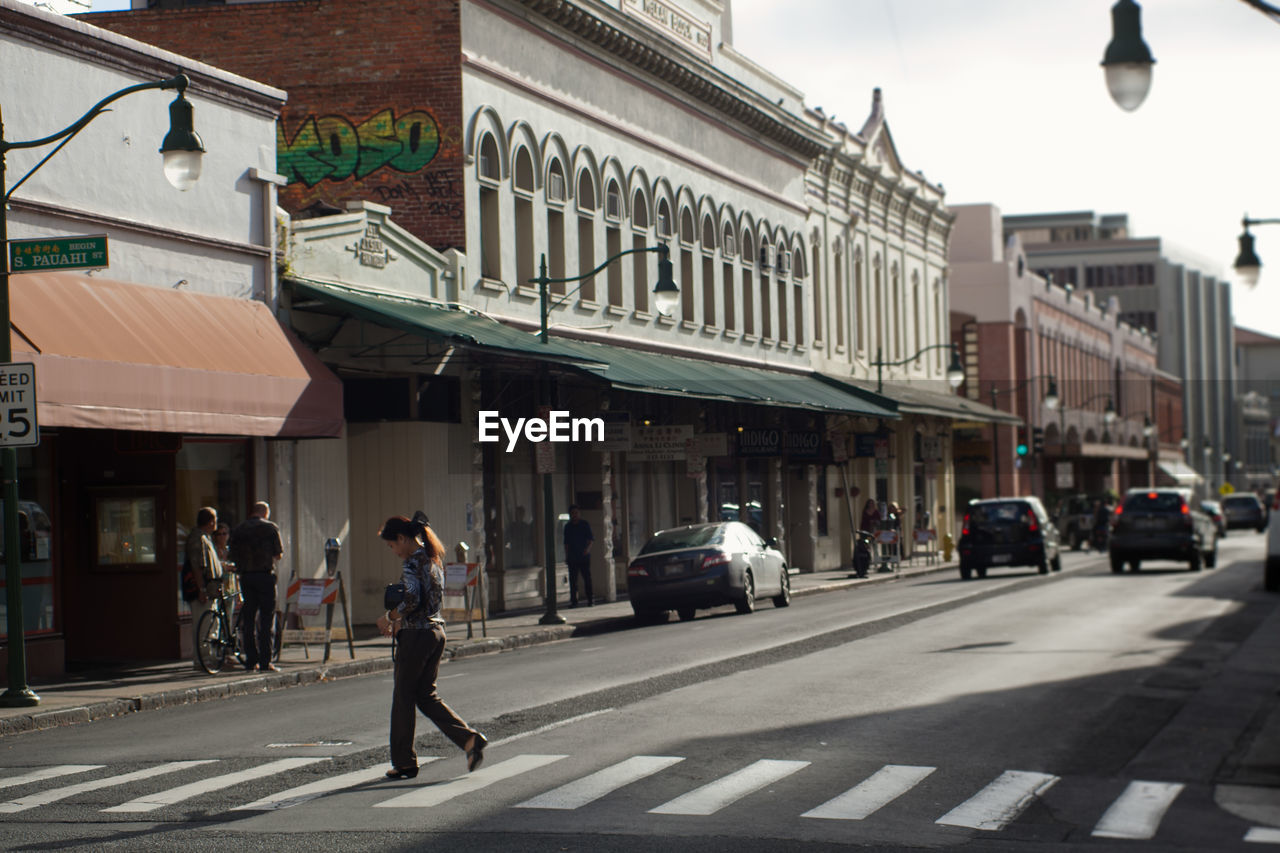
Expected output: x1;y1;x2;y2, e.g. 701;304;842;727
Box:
1;531;1275;852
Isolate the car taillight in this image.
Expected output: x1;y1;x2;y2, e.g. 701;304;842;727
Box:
1026;511;1038;533
962;513;970;536
627;562;649;577
701;551;731;570
1114;504;1124;517
1180;501;1190;515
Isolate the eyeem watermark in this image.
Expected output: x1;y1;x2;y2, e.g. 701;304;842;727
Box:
478;410;604;452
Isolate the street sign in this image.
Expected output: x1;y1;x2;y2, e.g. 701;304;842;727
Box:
8;234;108;273
0;363;38;447
1219;482;1235;496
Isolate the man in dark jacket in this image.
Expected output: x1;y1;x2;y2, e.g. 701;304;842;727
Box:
229;500;284;672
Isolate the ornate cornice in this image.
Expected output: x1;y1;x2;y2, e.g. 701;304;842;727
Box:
512;0;828;160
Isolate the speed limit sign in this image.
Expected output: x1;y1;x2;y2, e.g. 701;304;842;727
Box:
0;363;38;447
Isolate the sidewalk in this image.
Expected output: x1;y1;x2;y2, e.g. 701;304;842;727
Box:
0;558;951;736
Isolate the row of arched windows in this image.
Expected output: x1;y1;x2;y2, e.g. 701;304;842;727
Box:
473;120;810;348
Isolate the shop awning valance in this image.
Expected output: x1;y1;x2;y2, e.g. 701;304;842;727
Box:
287;278;600;367
554;340;899;417
11;272;343;437
1158;459;1204;486
830;377;1023;425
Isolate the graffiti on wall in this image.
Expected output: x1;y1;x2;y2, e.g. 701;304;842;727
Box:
278;108;440;187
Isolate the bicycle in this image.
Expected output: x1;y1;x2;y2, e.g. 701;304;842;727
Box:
195;577;245;674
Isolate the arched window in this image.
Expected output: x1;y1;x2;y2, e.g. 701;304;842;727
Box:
872;253;883;356
833;240;844;349
632;191;650;312
811;239;823;345
605;180;622;308
792;247;805;347
912;271;922;365
891;262;901;359
775;240;789;344
723;222;737;333
546;160;566;288
656;199;672;239
577;170;596;302
477;134;501;280
513;147;535;289
853;246;864;353
679;209;695;321
741;230;755;337
701;215;717;327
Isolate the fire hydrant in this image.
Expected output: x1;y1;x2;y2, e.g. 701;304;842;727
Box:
942;531;954;562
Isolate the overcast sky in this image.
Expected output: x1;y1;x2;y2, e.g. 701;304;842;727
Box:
88;0;1280;337
728;0;1280;337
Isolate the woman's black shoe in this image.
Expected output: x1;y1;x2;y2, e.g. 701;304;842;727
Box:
466;733;487;773
385;766;418;780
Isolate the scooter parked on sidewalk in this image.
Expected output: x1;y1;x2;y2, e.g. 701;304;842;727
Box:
851;529;874;578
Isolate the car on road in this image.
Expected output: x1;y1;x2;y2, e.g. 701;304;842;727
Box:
1109;488;1217;573
1220;493;1268;532
1267;488;1280;591
626;521;790;622
1200;500;1227;538
957;496;1062;580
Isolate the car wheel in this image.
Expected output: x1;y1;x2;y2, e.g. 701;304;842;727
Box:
1205;544;1218;569
1259;525;1268;533
1051;554;1063;572
677;606;696;622
959;560;972;581
1189;548;1202;572
772;567;791;608
1129;560;1141;573
1038;558;1049;575
734;570;755;614
977;566;988;579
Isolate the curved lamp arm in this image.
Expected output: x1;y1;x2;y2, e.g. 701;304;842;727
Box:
533;244;675;342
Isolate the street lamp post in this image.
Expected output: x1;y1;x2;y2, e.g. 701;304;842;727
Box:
0;74;204;707
530;245;676;625
1232;215;1280;288
869;343;965;395
989;375;1058;497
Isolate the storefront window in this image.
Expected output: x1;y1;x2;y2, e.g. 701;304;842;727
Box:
502;441;537;570
176;440;247;616
95;495;157;565
0;443;55;637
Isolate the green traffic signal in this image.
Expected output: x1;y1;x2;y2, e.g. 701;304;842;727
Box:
1016;443;1029;456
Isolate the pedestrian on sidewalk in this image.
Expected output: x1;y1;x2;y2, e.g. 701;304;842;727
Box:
376;513;487;780
229;500;283;673
564;504;594;607
185;507;222;670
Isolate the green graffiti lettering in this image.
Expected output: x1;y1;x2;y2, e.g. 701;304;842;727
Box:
354;109;400;179
277;108;441;187
390;111;439;173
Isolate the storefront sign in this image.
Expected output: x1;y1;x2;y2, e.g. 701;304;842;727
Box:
854;434;878;458
685;433;727;475
630;425;694;461
921;436;942;461
738;427;781;457
598;411;632;452
9;234;107;272
1056;461;1074;489
831;432;849;463
783;430;822;460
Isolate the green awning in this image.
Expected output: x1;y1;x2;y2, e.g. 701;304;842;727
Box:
554;339;898;417
287;278;599;366
823;375;1023;425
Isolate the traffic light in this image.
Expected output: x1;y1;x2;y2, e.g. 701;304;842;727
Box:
1032;426;1045;455
1016;426;1029;457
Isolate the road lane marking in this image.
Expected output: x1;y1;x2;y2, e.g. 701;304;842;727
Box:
1246;827;1280;843
648;759;810;816
0;765;103;792
935;770;1059;831
801;764;937;820
233;760;439;811
1092;780;1184;839
375;754;566;808
0;762;213;813
102;757;328;813
514;756;684;810
488;708;614;748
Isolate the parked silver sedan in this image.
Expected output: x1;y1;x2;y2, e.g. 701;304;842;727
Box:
626;521;790;622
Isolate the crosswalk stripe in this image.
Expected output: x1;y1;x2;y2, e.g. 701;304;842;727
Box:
935;770;1059;831
0;766;103;793
0;761;217;814
233;760;440;811
801;764;937;821
1091;780;1184;840
514;756;684;810
101;757;329;813
1246;827;1280;844
374;754;567;809
649;759;810;816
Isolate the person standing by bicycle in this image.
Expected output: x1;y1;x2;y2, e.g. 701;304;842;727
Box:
229;500;283;673
185;507;222;670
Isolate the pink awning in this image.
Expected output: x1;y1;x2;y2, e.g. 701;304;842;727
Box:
9;272;342;437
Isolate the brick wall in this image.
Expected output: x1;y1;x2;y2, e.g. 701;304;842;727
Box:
89;0;465;251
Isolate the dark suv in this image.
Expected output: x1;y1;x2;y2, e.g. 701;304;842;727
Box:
1221;494;1268;532
958;497;1062;580
1054;494;1105;551
1109;488;1217;573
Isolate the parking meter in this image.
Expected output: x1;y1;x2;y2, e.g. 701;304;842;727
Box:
324;537;341;576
